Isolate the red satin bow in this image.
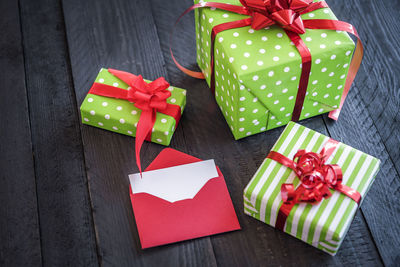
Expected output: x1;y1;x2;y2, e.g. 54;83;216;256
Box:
267;138;361;231
110;70;171;174
241;0;313;33
88;69;181;175
124;75;171;112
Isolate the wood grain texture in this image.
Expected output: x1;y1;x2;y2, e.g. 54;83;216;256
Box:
325;1;400;266
0;1;42;266
149;0;383;266
19;0;99;265
62;0;217;265
352;1;400;173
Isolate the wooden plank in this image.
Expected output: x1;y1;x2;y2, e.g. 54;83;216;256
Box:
0;0;42;266
18;0;99;265
149;0;383;265
333;0;400;174
324;1;400;266
62;0;218;265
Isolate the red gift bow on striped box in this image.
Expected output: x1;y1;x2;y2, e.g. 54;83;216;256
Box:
88;69;182;174
266;138;361;231
170;0;363;121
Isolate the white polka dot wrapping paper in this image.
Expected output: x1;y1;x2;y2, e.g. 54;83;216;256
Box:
80;68;186;146
243;122;380;255
194;0;355;139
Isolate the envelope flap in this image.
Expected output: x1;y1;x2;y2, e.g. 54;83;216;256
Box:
129;160;219;203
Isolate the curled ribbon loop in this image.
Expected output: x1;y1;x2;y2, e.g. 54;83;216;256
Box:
88;69;182;175
267;138;361;231
281;148;339;205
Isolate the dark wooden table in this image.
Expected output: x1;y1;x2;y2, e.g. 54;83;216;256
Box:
1;0;399;266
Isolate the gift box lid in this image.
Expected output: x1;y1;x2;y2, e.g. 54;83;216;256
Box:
243;122;380;255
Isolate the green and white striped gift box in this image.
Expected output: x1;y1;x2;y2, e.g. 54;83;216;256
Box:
243;122;380;255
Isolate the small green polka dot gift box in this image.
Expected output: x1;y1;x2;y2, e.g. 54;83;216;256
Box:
80;68;186;149
243;122;380;255
191;0;361;140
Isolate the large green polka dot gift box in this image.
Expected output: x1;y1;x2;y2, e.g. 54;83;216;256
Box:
243;122;380;255
190;0;361;140
80;68;186;148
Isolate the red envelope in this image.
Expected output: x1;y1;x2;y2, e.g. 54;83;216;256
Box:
129;148;241;249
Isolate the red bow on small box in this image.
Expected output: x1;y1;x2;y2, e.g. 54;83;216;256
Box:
88;69;181;174
171;0;363;121
267;138;361;231
125;76;171;111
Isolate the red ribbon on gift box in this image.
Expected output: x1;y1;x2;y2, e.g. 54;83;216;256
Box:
88;69;182;174
170;0;363;121
266;138;361;231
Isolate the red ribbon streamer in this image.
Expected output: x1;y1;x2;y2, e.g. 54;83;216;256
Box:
88;69;181;174
266;138;361;231
170;0;363;121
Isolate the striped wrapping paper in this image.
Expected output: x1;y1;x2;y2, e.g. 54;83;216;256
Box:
243;122;380;255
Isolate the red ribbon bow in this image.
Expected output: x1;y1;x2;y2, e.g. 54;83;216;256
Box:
88;69;181;174
242;0;312;33
267;138;361;231
125;75;171;111
170;0;363;122
278;149;343;205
